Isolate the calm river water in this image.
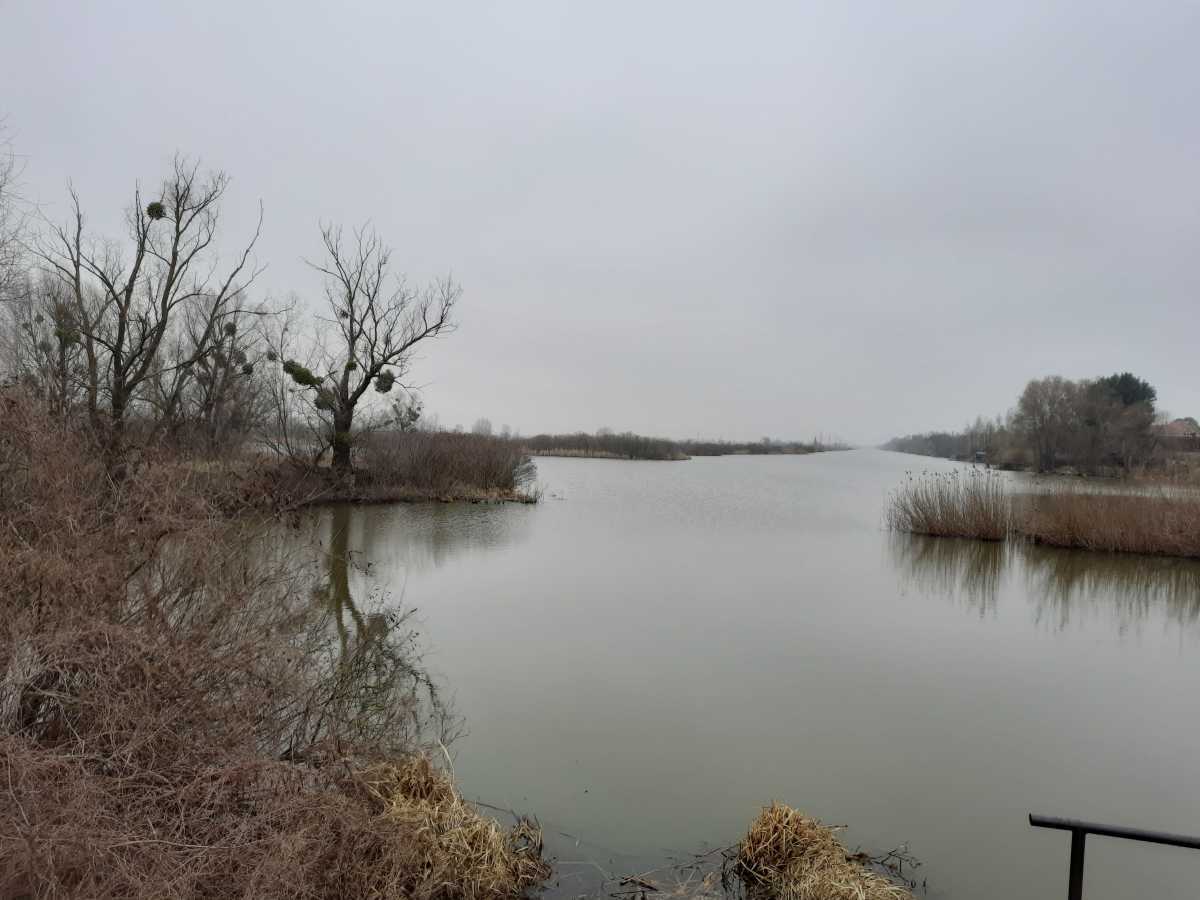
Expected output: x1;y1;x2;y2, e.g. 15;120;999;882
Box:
306;449;1200;900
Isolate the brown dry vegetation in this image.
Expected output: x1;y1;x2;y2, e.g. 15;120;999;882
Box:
737;804;912;900
357;430;538;501
0;390;549;900
888;470;1200;559
884;470;1011;540
1019;489;1200;557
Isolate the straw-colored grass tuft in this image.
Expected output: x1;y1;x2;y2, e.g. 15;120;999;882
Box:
737;804;913;900
364;756;552;900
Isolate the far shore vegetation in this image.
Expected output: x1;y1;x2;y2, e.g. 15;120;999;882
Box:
884;370;1200;559
524;430;849;461
884;371;1200;483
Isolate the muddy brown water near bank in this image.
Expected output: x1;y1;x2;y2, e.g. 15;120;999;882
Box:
296;450;1200;900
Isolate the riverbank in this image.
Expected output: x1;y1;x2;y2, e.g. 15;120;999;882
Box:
887;470;1200;558
245;461;541;508
219;429;541;510
0;393;550;899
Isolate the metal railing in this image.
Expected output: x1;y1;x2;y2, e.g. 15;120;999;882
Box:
1029;813;1200;900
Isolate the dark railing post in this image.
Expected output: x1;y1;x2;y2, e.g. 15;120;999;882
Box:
1067;829;1086;900
1031;814;1200;900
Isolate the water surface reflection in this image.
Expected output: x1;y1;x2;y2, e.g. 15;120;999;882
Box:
313;502;534;578
308;505;464;752
889;534;1007;615
891;533;1200;631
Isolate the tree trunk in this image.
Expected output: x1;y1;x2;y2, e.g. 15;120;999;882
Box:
106;397;127;480
331;408;354;472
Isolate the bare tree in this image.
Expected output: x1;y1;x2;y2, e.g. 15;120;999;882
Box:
284;224;459;471
34;157;262;466
3;273;87;416
1014;376;1080;472
0;122;25;309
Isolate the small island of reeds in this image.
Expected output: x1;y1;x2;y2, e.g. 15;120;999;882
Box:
887;470;1200;559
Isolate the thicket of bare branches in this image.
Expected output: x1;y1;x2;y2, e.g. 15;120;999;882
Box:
0;124;24;308
23;157;265;464
0;137;528;500
0;390;547;899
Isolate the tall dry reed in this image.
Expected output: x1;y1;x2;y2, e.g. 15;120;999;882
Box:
888;468;1200;560
885;470;1012;540
1020;487;1200;558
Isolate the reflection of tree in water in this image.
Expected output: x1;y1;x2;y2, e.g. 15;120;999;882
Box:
889;534;1008;616
890;532;1200;634
354;503;534;575
307;505;463;757
1019;544;1200;633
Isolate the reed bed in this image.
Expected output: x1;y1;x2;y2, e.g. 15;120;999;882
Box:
885;470;1011;540
888;470;1200;559
1020;489;1200;557
737;804;913;900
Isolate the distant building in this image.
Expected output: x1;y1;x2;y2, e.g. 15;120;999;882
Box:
1156;418;1200;438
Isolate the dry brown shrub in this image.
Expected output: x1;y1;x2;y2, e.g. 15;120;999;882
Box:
360;430;537;499
0;388;548;900
737;804;912;900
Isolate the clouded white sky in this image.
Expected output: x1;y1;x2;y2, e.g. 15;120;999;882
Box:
4;2;1198;443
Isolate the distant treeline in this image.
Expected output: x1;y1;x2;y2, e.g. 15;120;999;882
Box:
884;372;1191;474
523;431;846;461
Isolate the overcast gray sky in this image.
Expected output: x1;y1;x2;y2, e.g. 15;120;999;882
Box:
3;2;1198;443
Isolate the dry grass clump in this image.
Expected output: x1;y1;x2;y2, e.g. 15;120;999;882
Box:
737;804;912;900
365;756;551;898
1020;487;1200;558
885;470;1011;540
